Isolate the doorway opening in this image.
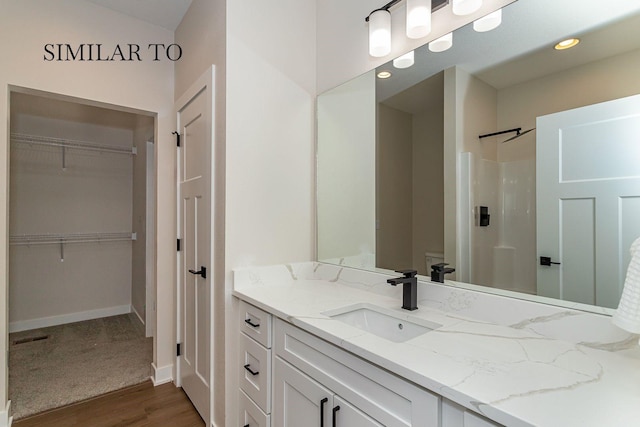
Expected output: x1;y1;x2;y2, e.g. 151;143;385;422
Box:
8;88;156;420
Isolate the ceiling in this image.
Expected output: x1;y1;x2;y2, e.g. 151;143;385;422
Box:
83;0;193;31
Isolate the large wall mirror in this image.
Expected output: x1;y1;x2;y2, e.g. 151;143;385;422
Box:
317;0;640;311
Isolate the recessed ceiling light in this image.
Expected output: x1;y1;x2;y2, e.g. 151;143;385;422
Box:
554;38;580;50
377;71;392;79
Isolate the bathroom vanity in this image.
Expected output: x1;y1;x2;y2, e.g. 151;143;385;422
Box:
234;262;640;427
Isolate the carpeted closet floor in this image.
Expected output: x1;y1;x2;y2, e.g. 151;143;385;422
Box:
8;313;152;420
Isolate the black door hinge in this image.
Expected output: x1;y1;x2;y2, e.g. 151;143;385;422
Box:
172;131;181;147
177;238;181;251
177;343;182;356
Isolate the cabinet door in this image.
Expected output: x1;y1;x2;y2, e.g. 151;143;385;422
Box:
273;357;334;427
333;396;383;427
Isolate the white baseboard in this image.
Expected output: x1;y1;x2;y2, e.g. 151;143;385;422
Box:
151;363;173;386
0;400;12;427
131;304;145;326
9;305;132;333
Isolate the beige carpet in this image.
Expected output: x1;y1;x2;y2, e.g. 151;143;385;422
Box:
9;313;152;420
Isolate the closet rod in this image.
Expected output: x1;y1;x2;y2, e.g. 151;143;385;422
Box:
10;133;137;155
9;232;137;245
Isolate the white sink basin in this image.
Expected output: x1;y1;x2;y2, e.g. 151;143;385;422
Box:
323;303;441;343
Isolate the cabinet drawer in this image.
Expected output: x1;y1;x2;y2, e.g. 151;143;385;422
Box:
239;389;270;427
239;332;272;412
239;300;272;348
275;318;439;427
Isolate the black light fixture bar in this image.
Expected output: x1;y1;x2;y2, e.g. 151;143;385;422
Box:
366;0;449;22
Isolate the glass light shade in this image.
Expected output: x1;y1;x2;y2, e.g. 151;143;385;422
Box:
393;51;415;69
406;0;432;39
452;0;482;16
473;9;502;32
429;32;453;52
369;9;391;57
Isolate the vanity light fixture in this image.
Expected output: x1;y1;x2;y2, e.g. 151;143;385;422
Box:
554;38;580;50
473;8;502;32
429;32;453;52
377;70;393;79
393;50;415;68
452;0;482;16
406;0;432;39
368;9;392;57
366;0;448;57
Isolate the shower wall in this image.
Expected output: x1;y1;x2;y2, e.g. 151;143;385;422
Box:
463;152;536;294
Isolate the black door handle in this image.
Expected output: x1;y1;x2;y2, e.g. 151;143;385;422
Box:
540;256;561;266
243;364;259;376
320;397;328;427
188;266;207;279
332;405;340;426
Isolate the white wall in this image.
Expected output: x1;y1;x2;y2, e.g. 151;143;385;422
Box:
318;71;376;261
0;0;175;418
225;1;317;426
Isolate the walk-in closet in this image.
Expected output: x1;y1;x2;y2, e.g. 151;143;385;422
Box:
8;91;156;419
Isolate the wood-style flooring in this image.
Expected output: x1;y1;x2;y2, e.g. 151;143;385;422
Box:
13;381;205;427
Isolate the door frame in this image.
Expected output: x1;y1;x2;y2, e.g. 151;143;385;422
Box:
174;66;216;423
145;140;156;337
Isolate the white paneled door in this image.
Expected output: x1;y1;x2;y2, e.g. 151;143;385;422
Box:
177;69;215;423
537;94;640;308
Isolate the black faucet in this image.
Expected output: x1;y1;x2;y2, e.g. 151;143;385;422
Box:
431;263;455;283
387;270;418;311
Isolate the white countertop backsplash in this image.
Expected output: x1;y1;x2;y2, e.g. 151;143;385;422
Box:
233;262;640;427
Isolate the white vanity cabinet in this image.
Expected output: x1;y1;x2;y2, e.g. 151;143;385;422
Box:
238;300;273;427
273;318;440;426
273;357;383;427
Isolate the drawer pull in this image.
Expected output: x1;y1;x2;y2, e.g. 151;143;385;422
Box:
244;318;260;328
320;397;328;427
333;405;341;426
243;363;259;376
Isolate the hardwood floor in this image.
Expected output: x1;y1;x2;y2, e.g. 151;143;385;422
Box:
13;381;205;427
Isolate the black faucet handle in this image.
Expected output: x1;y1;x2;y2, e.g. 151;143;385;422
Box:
395;269;417;278
431;263;449;271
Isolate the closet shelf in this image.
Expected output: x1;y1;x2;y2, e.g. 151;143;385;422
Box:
10;133;137;155
10;232;137;246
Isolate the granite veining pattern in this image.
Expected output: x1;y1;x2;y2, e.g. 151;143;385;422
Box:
233;262;640;427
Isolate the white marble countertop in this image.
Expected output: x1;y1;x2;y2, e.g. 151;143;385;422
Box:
233;262;640;427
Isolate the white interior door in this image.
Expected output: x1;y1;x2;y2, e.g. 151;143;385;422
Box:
537;94;640;307
177;71;214;422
